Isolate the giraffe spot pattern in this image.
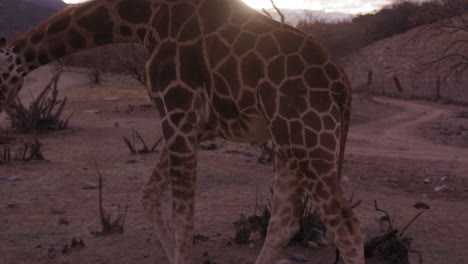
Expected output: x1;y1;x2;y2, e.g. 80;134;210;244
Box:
241;52;264;87
267;55;285;85
68;29;86;49
256;35;279;60
199;0;230;33
305;67;329;88
48;15;71;35
233;32;256;57
117;0;151;24
170;3;195;39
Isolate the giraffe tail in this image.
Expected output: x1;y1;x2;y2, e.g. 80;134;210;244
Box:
332;78;352;180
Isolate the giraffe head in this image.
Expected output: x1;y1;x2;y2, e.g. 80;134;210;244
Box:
0;37;25;113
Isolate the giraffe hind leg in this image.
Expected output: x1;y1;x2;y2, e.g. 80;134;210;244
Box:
303;163;365;264
255;151;303;264
141;148;175;263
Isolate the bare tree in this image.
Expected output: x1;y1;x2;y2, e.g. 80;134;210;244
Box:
416;3;468;79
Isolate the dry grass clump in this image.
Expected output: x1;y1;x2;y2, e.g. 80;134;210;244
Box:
365;201;423;264
6;69;71;133
92;164;129;235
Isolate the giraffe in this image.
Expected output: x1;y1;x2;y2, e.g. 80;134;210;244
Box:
0;0;364;263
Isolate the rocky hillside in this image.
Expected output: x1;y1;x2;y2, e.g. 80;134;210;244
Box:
342;15;468;104
0;0;61;39
20;0;67;10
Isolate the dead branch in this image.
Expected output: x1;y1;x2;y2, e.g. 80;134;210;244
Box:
269;0;285;24
261;8;273;19
93;162;129;235
374;200;393;232
400;212;423;237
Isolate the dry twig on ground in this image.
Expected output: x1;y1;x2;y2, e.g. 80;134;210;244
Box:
122;128;162;154
92;163;129;235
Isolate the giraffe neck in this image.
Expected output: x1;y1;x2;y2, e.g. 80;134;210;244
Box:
10;0;151;76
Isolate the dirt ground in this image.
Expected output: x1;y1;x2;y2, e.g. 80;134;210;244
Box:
1;66;468;264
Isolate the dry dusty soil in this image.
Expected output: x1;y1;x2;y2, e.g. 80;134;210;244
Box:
1;66;468;264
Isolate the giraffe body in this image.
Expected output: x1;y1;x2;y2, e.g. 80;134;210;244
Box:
0;0;364;263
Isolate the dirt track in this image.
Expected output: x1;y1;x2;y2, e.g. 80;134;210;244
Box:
1;67;468;264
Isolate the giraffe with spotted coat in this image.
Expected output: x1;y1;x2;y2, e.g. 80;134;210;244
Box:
0;0;364;263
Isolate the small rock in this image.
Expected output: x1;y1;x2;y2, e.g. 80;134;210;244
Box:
193;234;209;242
440;176;448;182
203;252;209;257
6;176;20;181
50;208;66;215
384;177;400;183
422;193;428;198
423;178;430;184
341;176;350;182
434;185;448;192
82;181;97;190
275;259;291;264
84;109;100;114
248;242;255;248
7;203;18;208
414;202;430;210
103;96;121;101
200;143;219;151
58;217;69;225
290;254;308;262
320;237;332;246
307;241;320;248
114;122;120;127
70;238;85;248
61;244;69;255
359;176;369;181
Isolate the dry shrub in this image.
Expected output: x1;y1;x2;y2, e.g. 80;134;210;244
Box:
365;201;423;264
233;188;333;246
122;128;162;154
0;134;45;163
6;68;71;133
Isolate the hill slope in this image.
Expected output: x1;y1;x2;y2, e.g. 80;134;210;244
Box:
342;16;468;104
20;0;67;10
0;0;58;39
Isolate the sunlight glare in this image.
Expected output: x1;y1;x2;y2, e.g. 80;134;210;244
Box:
62;0;391;14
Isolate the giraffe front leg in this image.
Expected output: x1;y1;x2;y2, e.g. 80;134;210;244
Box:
169;150;198;264
256;153;302;264
141;148;175;263
161;111;200;264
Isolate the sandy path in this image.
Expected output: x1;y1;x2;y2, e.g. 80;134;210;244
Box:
2;69;468;264
349;97;468;162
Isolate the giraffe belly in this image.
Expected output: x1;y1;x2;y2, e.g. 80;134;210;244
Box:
220;114;270;145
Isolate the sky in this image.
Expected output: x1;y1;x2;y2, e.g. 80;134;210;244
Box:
62;0;394;14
